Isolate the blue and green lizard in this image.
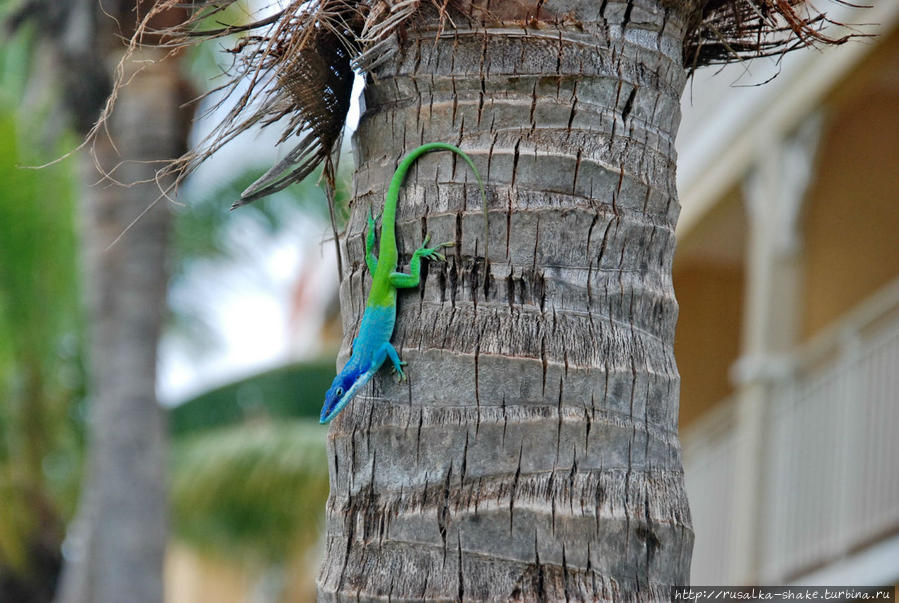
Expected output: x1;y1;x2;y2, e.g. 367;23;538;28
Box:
320;142;486;423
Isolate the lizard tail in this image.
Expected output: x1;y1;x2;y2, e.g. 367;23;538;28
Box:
384;142;488;270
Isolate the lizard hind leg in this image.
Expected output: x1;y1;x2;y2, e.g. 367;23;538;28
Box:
389;234;452;289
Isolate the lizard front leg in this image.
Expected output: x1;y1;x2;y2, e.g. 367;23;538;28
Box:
373;342;407;381
389;234;453;288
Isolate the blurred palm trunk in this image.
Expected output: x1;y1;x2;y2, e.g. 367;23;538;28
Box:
319;1;696;599
51;5;190;602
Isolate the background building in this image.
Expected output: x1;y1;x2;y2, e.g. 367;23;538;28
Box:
676;0;899;585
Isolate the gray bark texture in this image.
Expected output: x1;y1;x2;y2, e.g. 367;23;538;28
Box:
319;0;695;600
54;48;187;603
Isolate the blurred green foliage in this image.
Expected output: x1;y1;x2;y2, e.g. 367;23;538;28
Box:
170;360;334;437
172;420;329;563
167;359;335;564
0;16;345;589
166;165;343;561
0;103;83;594
0;28;82;601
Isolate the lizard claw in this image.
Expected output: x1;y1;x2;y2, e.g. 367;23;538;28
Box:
392;361;408;382
421;248;446;262
433;241;454;259
415;233;452;262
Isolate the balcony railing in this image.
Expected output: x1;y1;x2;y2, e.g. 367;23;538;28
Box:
683;279;899;584
682;396;740;583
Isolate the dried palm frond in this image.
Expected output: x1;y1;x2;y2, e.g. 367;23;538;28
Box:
89;0;860;214
683;0;858;73
119;1;364;207
355;0;423;70
237;19;357;205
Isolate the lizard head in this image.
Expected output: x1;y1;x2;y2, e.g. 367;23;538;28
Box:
320;365;373;424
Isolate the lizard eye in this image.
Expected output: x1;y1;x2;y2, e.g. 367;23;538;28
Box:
335;387;344;397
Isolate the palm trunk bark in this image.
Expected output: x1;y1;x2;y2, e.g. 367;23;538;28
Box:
320;0;696;599
54;47;187;603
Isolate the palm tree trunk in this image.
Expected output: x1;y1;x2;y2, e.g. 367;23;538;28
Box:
54;47;187;603
320;1;695;599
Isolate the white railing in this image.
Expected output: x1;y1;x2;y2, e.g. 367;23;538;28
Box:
682;398;740;584
760;309;899;581
684;279;899;584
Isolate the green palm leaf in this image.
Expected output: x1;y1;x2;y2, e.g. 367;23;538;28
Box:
171;420;329;562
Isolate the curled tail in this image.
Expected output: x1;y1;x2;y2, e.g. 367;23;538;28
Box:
385;142;488;267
